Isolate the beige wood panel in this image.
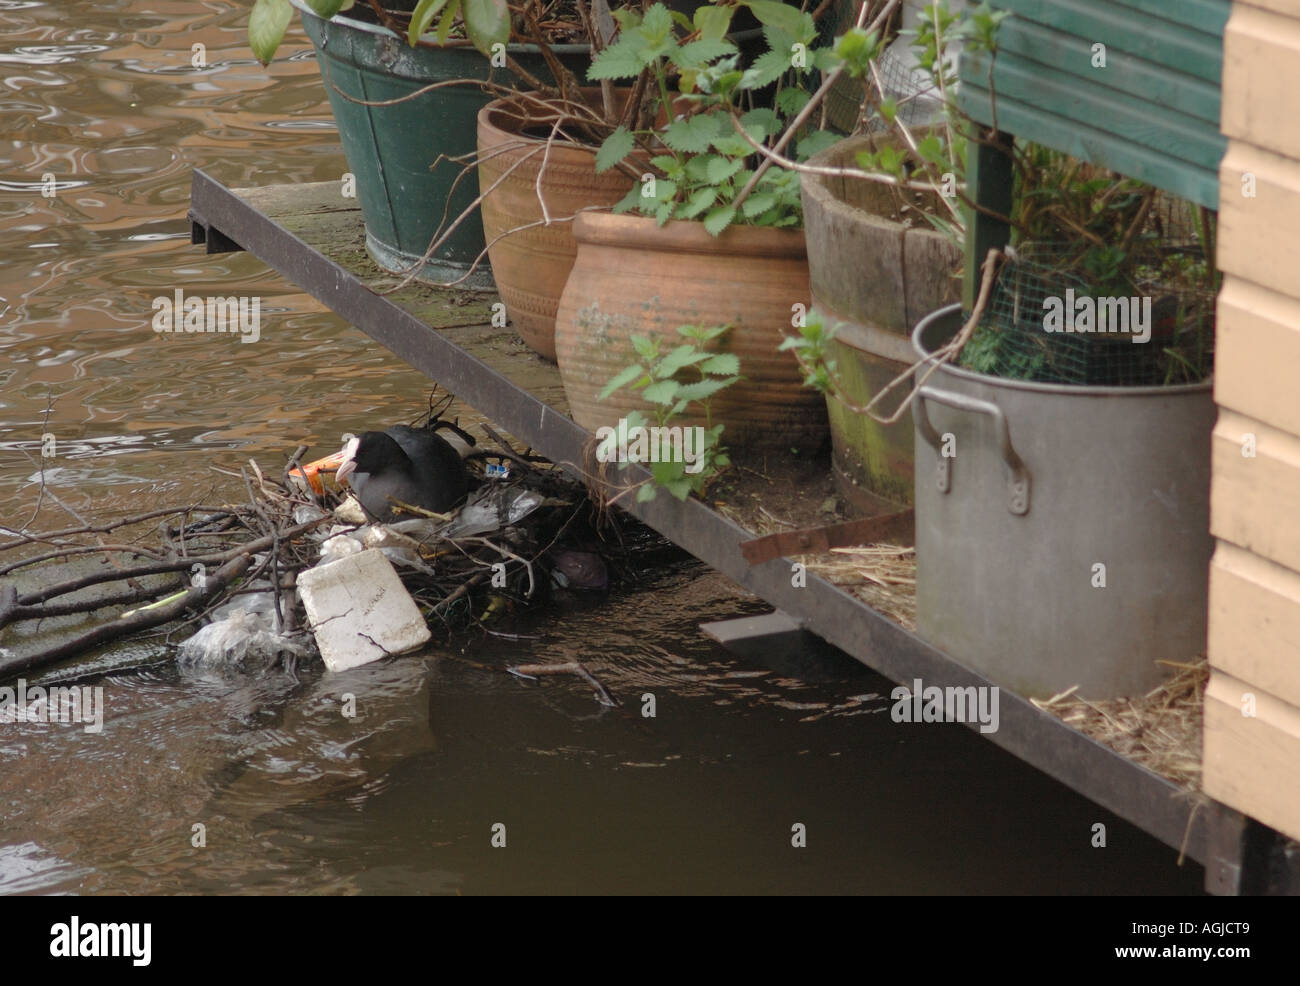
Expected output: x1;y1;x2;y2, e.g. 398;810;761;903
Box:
1218;142;1300;298
1209;542;1300;708
1204;669;1300;843
1222;4;1300;157
1214;277;1300;437
1212;410;1300;571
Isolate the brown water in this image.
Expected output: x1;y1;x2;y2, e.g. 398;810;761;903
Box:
0;0;1203;894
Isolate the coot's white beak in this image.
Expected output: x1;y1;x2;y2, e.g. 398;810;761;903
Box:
334;435;361;487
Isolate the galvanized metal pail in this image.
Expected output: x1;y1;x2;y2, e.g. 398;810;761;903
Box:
911;304;1215;699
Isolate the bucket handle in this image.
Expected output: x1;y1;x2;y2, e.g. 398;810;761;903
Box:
915;386;1031;516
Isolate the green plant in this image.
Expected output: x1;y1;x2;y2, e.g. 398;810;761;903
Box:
588;1;894;234
596;324;740;501
250;0;514;64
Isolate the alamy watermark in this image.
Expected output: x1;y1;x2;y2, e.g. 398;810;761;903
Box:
0;678;104;734
891;678;999;734
151;288;260;343
50;917;150;966
1042;288;1152;343
595;418;707;474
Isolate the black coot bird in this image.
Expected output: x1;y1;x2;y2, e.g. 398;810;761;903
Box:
334;425;468;522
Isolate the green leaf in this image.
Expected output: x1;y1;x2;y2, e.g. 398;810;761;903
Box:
641;2;674;38
631;336;657;359
306;0;350;17
677;185;716;219
775;86;810;117
588;39;648;80
674;376;737;401
706;156;742;184
917;134;946;166
249;0;292;65
612;185;641;214
636;483;658;502
745;0;807;38
740;108;780;141
598;363;647;400
694;3;734;40
655;344;711;378
663;115;723;153
408;0;450;46
741;192;777;218
463;0;510;57
699;353;740;375
665;476;694;500
641;380;681;405
703;205;736;236
436;0;461;44
740;47;791;90
595;127;635;174
676;39;737;68
796;129;839;162
655;200;674;226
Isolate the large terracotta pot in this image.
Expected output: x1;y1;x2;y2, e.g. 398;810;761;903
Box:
554;212;829;452
477;95;638;362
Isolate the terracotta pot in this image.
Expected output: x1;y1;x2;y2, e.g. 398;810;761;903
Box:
554;212;828;452
477;95;637;362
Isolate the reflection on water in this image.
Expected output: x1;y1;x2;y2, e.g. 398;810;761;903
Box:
0;1;1203;894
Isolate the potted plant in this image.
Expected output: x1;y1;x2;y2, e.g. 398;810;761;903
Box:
548;0;903;452
250;0;598;287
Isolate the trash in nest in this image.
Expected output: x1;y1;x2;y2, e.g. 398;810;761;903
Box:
177;607;311;675
296;548;431;672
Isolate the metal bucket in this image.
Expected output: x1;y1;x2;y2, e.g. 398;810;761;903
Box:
911;304;1215;698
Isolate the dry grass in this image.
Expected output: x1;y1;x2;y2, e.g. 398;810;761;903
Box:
803;542;1206;791
805;545;917;630
715;499;1206;792
1031;659;1208;791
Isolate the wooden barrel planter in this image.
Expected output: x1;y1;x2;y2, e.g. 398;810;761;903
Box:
554;212;828;453
477;94;638;362
801;136;961;506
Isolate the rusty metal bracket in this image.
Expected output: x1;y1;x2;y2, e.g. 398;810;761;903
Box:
739;510;914;566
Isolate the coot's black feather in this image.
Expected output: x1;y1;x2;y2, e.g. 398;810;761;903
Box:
341;425;468;522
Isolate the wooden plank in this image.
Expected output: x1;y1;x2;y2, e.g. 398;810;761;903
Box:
962;52;1227;173
1211;410;1300;574
1203;669;1300;844
990;19;1223;124
1221;4;1300;160
993;0;1229;77
962;128;1014;311
960;83;1222;207
1213;275;1300;437
1209;542;1300;711
1217;141;1300;302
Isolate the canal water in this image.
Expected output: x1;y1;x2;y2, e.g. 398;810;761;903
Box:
0;0;1202;894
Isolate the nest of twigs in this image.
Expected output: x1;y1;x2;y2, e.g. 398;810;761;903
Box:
0;422;604;680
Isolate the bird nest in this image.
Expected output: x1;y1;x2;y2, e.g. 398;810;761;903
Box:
0;421;611;682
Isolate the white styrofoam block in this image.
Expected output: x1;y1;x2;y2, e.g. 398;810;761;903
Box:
296;548;431;672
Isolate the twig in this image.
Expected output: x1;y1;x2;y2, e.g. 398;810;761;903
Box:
508;660;619;707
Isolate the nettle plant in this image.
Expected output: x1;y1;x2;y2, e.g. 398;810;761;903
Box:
588;1;891;234
596;325;740;501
